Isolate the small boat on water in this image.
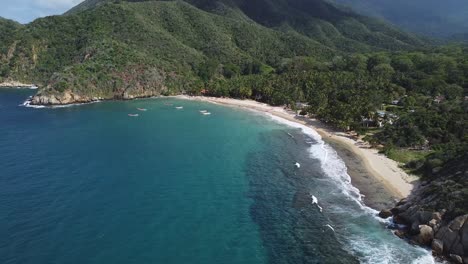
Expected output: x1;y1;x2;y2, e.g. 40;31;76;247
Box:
199;110;208;113
128;114;139;117
137;108;147;111
294;162;301;168
201;112;211;115
175;106;183;109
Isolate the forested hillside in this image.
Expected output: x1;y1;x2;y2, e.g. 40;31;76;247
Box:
0;0;466;259
0;0;425;102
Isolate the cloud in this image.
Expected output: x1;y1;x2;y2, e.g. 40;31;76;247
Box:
34;0;84;9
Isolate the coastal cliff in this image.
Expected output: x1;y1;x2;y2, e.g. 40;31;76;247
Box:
380;155;468;263
29;88;168;106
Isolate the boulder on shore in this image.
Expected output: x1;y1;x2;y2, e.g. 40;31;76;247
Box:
378;209;392;219
449;254;463;264
415;225;433;245
432;239;443;255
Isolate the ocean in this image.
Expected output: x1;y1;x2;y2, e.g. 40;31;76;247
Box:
0;88;435;263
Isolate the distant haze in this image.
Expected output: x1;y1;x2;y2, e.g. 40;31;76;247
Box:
0;0;84;23
332;0;468;38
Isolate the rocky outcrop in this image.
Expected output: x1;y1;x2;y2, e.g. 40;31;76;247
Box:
0;80;37;88
385;199;468;262
29;87;167;106
30;90;96;105
378;209;393;219
380;156;468;262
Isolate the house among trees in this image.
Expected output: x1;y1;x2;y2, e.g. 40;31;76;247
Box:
433;95;446;104
295;102;309;109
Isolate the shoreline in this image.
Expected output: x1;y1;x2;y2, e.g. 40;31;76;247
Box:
0;82;38;89
174;95;418;210
19;92;417;210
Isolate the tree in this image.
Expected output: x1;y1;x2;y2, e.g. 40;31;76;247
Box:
372;63;395;81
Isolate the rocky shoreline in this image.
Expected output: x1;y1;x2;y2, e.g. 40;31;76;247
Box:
0;81;37;88
29;90;101;105
20;90;468;262
379;156;468;263
27;89;166;106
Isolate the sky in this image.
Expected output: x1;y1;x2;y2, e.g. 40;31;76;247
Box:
0;0;84;24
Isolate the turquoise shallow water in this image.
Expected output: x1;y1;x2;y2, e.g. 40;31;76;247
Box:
0;89;434;264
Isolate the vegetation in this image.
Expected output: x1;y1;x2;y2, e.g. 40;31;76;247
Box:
0;0;466;187
190;47;467;178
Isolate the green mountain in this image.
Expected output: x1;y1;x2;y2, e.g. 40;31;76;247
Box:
0;0;424;103
69;0;424;51
331;0;468;39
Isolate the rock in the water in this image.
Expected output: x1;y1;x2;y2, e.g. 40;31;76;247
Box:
416;225;434;245
431;239;443;255
394;229;406;239
378;209;392;219
449;254;463;264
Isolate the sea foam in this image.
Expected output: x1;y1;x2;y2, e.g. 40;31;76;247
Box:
265;113;437;264
266;114;366;208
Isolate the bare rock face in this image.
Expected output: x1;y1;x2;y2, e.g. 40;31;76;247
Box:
394;229;406;239
435;226;459;254
0;80;35;87
31;90;94;105
462;221;468;256
429;219;438;228
450;215;468;231
416;225;434;246
450;254;463;264
432;239;443;255
378;209;392;219
386;157;467;262
388;203;468;261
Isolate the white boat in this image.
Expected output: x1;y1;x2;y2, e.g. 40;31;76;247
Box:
128;114;139;117
294;162;301;168
202;112;211;115
199;110;208;113
175;106;183;109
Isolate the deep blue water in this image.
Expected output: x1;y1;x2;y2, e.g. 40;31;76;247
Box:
0;89;435;263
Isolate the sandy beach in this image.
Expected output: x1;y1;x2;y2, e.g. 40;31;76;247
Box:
176;95;418;210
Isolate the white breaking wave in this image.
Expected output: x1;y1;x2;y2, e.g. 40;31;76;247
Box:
324;224;335;232
311;194;323;212
266;114;365;207
265;113;436;264
5;86;38;89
